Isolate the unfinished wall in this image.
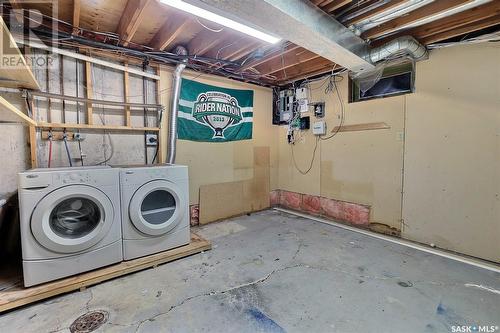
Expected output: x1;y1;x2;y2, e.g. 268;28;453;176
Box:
402;43;500;262
277;43;499;262
277;75;405;230
158;67;278;220
0;52;158;198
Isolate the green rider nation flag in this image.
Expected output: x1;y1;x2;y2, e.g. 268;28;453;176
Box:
178;79;254;142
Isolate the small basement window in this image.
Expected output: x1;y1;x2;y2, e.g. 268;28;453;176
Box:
350;61;414;102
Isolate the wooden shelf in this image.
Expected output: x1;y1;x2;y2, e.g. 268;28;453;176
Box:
36;122;160;132
0;17;40;90
0;95;36;125
0;233;211;312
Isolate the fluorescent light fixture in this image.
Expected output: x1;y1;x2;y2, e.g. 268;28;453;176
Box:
159;0;281;44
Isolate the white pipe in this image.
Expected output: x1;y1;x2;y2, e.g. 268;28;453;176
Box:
15;39;160;80
274;208;500;273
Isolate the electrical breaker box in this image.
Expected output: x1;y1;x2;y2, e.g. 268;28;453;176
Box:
312;121;326;136
278;89;295;123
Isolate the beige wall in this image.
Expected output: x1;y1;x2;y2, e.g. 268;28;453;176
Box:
277;74;405;229
1;42;497;262
402;43;500;262
277;43;499;262
158;67;278;205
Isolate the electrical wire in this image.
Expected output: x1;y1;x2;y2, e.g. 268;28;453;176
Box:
320;74;345;141
291;136;319;175
195;17;224;33
63;132;73;167
47;134;53;168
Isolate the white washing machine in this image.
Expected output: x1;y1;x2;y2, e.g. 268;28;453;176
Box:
118;164;190;260
18;166;123;287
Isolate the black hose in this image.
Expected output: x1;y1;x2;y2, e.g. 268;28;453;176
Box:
63;134;73;167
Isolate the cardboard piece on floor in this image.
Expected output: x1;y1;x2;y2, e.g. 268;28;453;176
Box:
199;146;270;224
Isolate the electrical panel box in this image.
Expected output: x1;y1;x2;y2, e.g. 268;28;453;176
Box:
295;87;308;100
312;121;326;136
279;89;295;123
297;98;309;113
313;102;325;118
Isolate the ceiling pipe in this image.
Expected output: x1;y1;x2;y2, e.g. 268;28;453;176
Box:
178;0;428;73
367;36;428;63
167;45;188;164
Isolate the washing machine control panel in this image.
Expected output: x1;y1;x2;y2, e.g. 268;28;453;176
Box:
59;172;93;184
121;167;188;185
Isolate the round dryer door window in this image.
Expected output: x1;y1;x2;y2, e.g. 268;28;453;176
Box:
31;185;114;254
129;180;185;236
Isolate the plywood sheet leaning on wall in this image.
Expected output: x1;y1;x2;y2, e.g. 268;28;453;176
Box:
199;146;270;224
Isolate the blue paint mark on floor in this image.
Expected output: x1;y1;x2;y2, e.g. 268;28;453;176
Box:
245;307;286;333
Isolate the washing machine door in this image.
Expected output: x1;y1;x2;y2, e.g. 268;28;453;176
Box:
31;185;115;254
129;180;185;236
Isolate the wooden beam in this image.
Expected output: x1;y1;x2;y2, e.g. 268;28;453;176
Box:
344;0;407;26
0;17;40;90
362;0;473;39
421;14;500;44
273;57;334;82
0;95;36;126
0;233;211;313
8;0;24;23
373;1;500;46
85;62;93;125
331;122;390;133
123;64;131;127
36;122;161;132
227;41;262;62
116;0;152;45
150;17;192;51
256;48;321;75
188;29;232;56
241;44;301;72
72;0;80;34
323;0;351;13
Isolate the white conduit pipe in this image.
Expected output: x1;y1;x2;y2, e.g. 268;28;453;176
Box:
274;208;500;274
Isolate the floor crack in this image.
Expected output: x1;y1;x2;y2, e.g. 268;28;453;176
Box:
132;264;303;332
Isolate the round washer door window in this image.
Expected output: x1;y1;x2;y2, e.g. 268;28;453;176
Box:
31;185;114;254
129;180;185;236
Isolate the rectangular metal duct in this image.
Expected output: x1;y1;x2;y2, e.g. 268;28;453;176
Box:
183;0;375;72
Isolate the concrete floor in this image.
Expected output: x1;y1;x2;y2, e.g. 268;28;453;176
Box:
0;210;499;332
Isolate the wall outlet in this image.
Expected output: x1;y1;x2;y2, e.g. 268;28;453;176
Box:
146;134;158;146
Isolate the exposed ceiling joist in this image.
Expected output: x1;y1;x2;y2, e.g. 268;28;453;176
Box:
240;44;301;72
421;14;500;44
72;0;80;34
187;29;232;55
373;1;500;46
273;57;334;82
322;0;352;13
256;48;321;75
8;0;23;22
150;18;192;51
344;0;407;26
182;0;373;71
362;0;474;39
117;0;152;46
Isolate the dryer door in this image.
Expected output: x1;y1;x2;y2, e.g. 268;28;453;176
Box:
129;180;185;236
31;185;115;254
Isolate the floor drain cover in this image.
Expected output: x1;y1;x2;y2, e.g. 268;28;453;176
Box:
70;310;108;333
